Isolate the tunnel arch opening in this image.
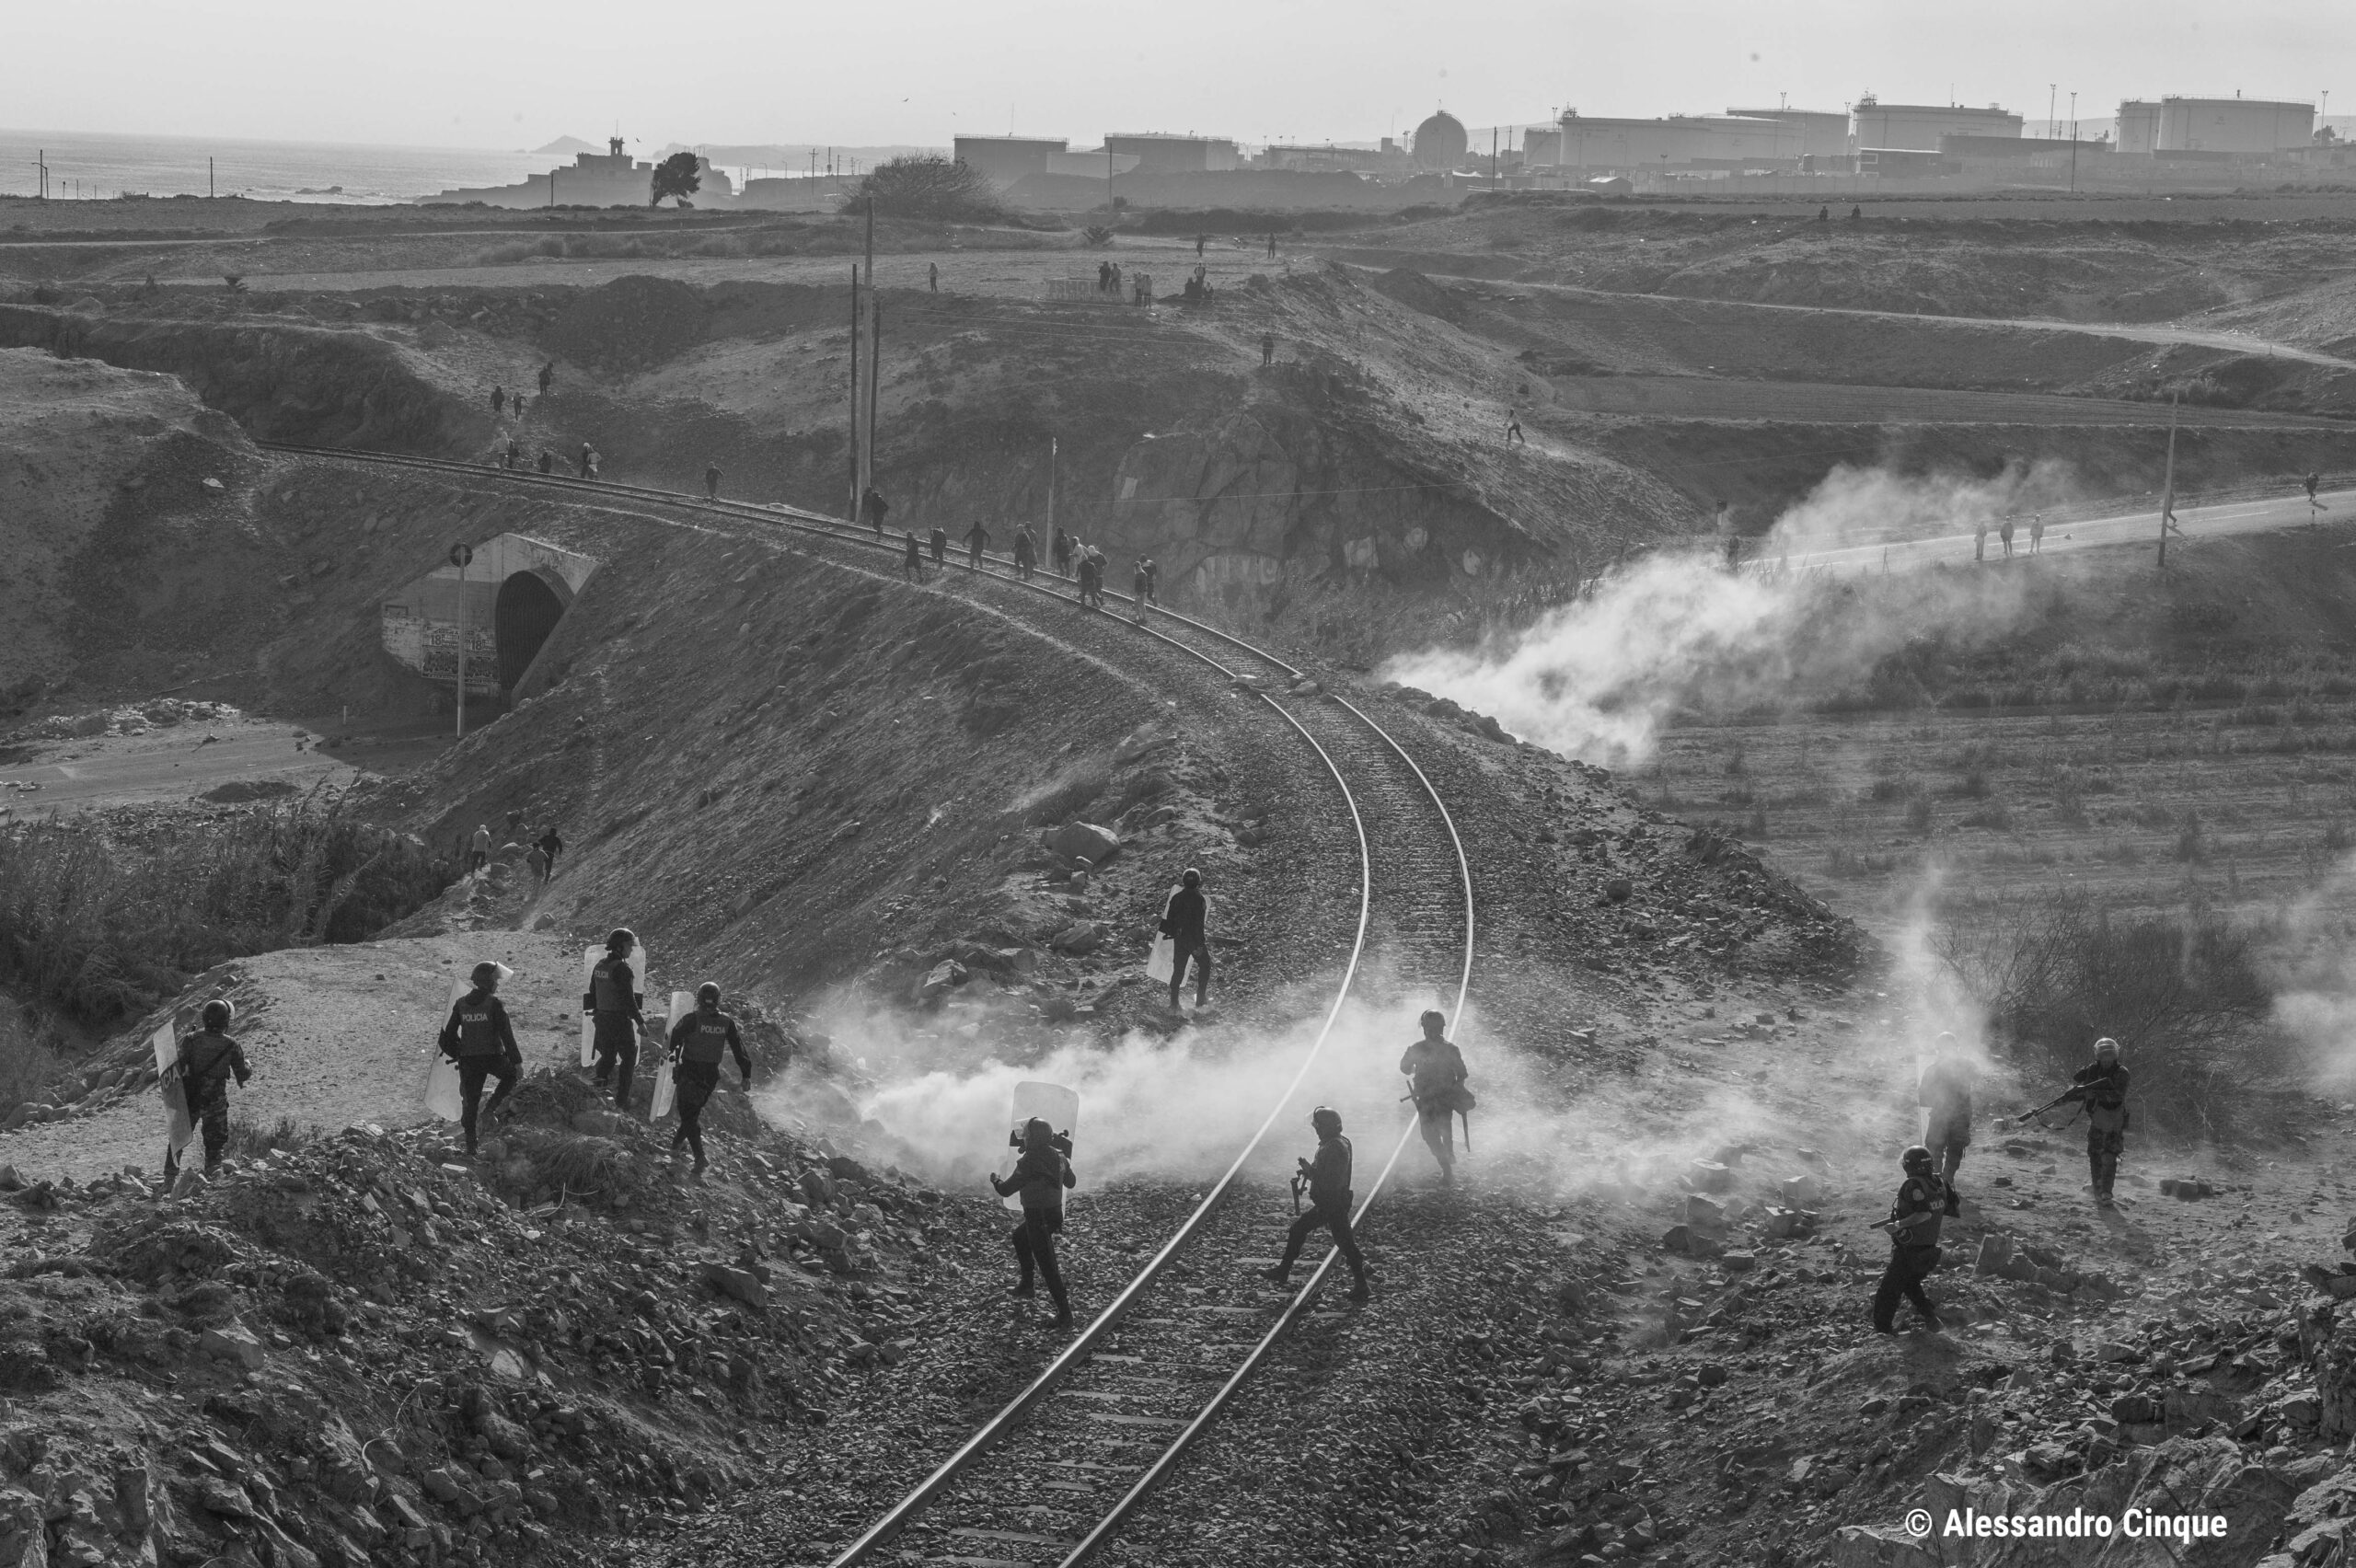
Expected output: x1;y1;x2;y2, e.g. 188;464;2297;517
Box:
493;568;572;691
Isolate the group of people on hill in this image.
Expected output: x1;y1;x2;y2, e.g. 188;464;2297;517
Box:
1973;513;2047;561
887;516;1159;617
464;822;564;884
482;364;606;479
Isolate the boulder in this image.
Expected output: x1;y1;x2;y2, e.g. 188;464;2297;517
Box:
1046;822;1120;865
1051;923;1104;956
1112;723;1178;766
701;1262;767;1309
1783;1173;1824;1207
201;1323;266;1370
1688;1159;1734;1193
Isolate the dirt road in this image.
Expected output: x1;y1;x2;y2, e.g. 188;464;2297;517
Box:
1359;268;2356;371
0;716;351;816
1763;483;2352;576
1546;373;2344;429
0;929;580;1182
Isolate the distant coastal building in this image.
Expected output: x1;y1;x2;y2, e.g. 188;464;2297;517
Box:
1103;133;1241;174
2115;96;2315;156
1552;111;1830;170
414;136;733;209
1849;97;2022;151
952;135;1068;186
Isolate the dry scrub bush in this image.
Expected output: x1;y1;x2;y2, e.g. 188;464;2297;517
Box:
0;790;450;1027
1934;886;2273;1134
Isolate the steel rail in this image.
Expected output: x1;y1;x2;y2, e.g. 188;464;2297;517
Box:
253;442;1475;1565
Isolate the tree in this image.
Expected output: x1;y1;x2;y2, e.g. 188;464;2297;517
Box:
850;156;1006;224
650;152;701;209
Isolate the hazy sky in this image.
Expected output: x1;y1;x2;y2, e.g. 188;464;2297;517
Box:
14;0;2345;150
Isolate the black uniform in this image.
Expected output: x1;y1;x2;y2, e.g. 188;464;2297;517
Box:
1401;1035;1471;1179
535;829;563;877
929;526;949;567
991;1147;1077;1320
1012;527;1036;581
170;1026;251;1178
586;954;645;1107
1161;883;1209;1009
2066;1060;2131;1201
665;1007;752;1167
1872;1169;1955;1332
963;522;991;571
438;987;521;1153
1275;1133;1369;1289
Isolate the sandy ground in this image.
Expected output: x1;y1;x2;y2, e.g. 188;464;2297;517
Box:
0;927;580;1182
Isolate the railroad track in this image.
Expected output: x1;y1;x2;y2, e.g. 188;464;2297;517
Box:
258;442;1478;1565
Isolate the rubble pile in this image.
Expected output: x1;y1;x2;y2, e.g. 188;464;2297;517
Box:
0;1077;992;1568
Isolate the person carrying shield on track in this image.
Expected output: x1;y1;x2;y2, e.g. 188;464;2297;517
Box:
664;982;754;1181
587;928;652;1111
438;961;522;1159
1158;867;1212;1012
991;1117;1078;1331
1261;1105;1371;1302
167;999;252;1187
1400;1009;1473;1187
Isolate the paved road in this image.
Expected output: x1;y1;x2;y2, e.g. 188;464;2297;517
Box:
1761;485;2351;577
1547;373;2346;429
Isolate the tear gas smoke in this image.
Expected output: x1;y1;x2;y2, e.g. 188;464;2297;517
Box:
1380;465;2062;767
2262;855;2356;1088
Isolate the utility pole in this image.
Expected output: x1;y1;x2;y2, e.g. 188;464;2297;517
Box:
2158;390;2180;568
449;543;474;739
859;196;877;507
1047;436;1057;538
2048;85;2057;141
848;264;860;521
2069;91;2078;193
208;156;214;200
867;299;882;503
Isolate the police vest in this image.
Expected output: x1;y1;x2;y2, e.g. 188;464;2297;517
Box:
592;959;633;1014
453;999;502;1057
681;1015;733;1066
1892;1174;1948;1245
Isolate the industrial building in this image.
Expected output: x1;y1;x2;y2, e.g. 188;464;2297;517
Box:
952;135;1068;185
1550;111;1827;170
2114;97;2315;156
1723;108;1852;161
1103;134;1240;174
1412;112;1469;170
1849;97;2022;150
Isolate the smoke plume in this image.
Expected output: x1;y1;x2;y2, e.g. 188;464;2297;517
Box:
1380;465;2059;767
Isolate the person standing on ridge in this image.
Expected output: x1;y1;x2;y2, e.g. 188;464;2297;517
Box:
587;928;651;1110
491;386;506;415
665;982;753;1181
514;392;527;421
1012;523;1037;581
468;824;492;873
167;998;251;1186
929;261;939;293
704;463;722;502
862;485;890;539
1400;1009;1472;1186
2029;513;2046;555
1917;1032;1975;1181
2309;473;2326;513
536;825;563;879
1973;518;1990;562
1261;1106;1371;1301
1999;515;2015;559
1870;1145;1955;1333
929;525;949;569
1506;407;1526;445
963;519;992;571
438;961;521;1159
1158;867;1211;1011
1261;330;1276;367
991;1117;1077;1330
537;362;553;397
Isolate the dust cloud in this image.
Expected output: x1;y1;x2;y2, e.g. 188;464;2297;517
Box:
2262;855;2356;1088
1380;464;2062;767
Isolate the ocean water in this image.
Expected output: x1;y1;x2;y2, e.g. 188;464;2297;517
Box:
0;128;551;204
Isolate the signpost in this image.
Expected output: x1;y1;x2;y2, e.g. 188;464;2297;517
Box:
449;542;474;738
